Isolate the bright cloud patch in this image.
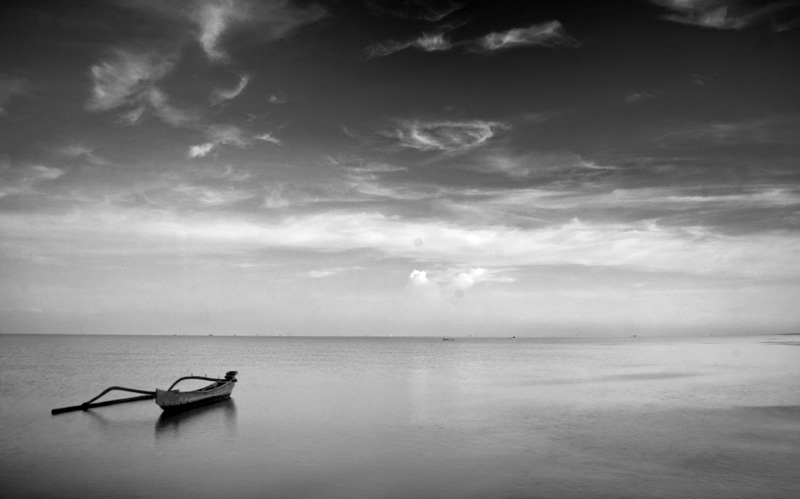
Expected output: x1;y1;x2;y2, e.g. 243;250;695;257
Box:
188;143;215;158
390;120;507;152
478;21;579;51
456;268;487;288
409;269;428;284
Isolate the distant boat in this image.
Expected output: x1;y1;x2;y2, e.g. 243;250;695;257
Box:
442;337;455;341
156;371;238;412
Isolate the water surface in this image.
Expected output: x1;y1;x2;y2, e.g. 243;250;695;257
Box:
1;334;798;498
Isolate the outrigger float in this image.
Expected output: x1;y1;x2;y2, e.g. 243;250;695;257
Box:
51;371;238;415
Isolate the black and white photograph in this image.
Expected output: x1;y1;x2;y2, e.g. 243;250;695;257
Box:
1;0;799;497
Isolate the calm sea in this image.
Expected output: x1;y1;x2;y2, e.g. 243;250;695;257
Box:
0;334;798;498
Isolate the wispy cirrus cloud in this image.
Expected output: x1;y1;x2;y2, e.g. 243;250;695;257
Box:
365;20;578;59
307;267;363;278
653;116;800;147
365;33;451;58
86;49;199;127
190;0;326;62
366;0;463;21
477;21;580;51
0;76;28;115
59;144;109;166
144;87;197;126
194;0;251;61
187;124;247;158
188;124;280;157
171;184;255;207
385;119;508;153
463;149;616;180
255;133;281;145
0;163;64;198
120;0;326;62
86;50;172;111
648;0;800;31
211;73;250;104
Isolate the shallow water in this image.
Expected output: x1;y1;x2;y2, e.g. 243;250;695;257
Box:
1;334;798;498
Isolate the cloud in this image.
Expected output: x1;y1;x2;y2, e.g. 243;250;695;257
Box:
145;88;197;126
653;117;800;147
456;267;486;288
466;150;616;179
59;145;109;165
263;183;290;208
0;76;28;115
171;184;255;206
195;0;249;61
365;33;452;58
0;163;64;198
366;0;463;21
365;20;579;59
86;49;199;127
211;73;250;104
690;73;713;86
416;33;452;51
268;92;289;104
189;124;285;158
475;185;800;231
477;21;580;51
4;207;800;279
188;142;215;158
86;49;173;112
648;0;800;31
309;269;336;278
192;0;326;62
409;269;428;284
387;120;508;152
625;91;657;104
255;133;281;145
188;124;252;158
307;267;362;278
206;124;247;146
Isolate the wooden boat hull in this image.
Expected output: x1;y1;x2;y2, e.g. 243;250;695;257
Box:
156;380;235;412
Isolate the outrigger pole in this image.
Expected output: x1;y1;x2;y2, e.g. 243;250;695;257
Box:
51;386;156;415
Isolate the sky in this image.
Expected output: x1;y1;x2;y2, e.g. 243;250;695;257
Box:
1;0;800;336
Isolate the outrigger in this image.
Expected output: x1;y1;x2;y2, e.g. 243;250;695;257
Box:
51;371;238;415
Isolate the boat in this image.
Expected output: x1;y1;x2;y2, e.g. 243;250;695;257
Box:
155;371;238;412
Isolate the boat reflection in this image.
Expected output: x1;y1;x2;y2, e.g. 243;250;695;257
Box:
155;398;237;438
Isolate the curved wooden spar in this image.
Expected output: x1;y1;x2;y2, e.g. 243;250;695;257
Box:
51;386;156;415
166;376;226;391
